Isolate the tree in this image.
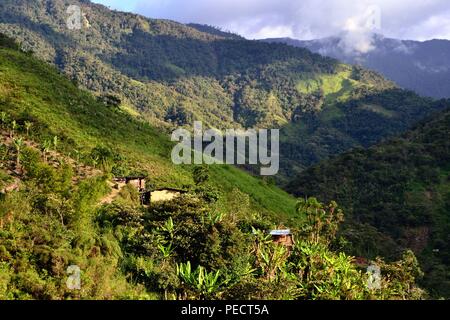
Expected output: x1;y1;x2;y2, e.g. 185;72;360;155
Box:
24;121;32;137
13;137;24;171
193;165;210;185
41;140;52;162
10;120;17;138
98;94;122;108
296;197;344;245
52;136;58;151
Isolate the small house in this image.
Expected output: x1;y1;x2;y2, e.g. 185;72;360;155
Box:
270;229;294;247
114;176;146;191
140;188;187;205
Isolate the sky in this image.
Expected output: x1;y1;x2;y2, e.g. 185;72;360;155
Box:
92;0;450;42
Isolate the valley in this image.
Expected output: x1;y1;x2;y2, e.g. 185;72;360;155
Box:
0;0;449;300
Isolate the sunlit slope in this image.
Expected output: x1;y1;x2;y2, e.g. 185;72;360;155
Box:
0;36;297;220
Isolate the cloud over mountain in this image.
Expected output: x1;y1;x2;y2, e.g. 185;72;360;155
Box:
94;0;450;44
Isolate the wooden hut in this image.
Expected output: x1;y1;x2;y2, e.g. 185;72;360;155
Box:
270;229;294;247
113;176;146;191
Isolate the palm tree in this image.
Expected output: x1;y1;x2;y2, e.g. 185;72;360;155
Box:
42;140;52;162
0;112;8;129
13;137;24;170
10;120;17;138
24;121;32;136
53;135;58;151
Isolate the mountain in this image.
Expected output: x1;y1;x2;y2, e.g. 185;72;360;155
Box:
1;0;447;183
0;0;337;129
264;34;450;99
0;32;297;221
0;34;427;300
286;106;450;297
186;24;244;40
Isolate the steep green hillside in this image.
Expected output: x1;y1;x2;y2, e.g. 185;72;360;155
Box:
286;107;450;297
0;34;426;300
0;0;341;129
279;86;448;180
0;33;296;221
1;0;446;183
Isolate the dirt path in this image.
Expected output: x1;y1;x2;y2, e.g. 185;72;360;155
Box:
99;181;126;205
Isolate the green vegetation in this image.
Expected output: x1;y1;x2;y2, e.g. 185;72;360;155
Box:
287;107;450;297
279;88;447;181
1;0;446;184
296;66;358;101
1;0;449;300
0;36;294;219
0;33;427;300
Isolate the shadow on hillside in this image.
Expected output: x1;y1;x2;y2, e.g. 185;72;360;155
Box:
0;11;73;49
101;30;340;82
276;89;449;182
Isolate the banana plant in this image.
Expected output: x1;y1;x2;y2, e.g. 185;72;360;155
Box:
52;135;58;150
13;137;24;170
176;262;225;299
161;217;175;237
10;120;17;138
24;121;32;136
201;211;224;226
158;242;175;258
201;268;222;294
41;140;52;162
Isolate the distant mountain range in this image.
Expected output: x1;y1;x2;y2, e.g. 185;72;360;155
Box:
264;35;450;99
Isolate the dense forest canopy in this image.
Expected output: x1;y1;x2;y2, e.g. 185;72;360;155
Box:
264;36;450;99
287;107;450;297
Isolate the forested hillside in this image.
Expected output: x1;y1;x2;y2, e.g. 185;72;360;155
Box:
287;107;450;297
0;34;426;300
0;0;446;183
264;35;450;99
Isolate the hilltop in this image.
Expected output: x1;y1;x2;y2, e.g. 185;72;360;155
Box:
264;35;450;99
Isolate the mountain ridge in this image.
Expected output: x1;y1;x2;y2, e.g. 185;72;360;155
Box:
0;32;427;300
264;34;450;99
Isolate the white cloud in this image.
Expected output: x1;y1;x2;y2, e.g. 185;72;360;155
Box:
96;0;450;44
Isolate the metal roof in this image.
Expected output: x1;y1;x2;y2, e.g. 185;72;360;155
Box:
270;229;291;236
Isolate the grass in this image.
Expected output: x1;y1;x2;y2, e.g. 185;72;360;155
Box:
210;165;298;222
0;168;12;190
0;46;298;220
359;104;397;118
296;65;369;106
